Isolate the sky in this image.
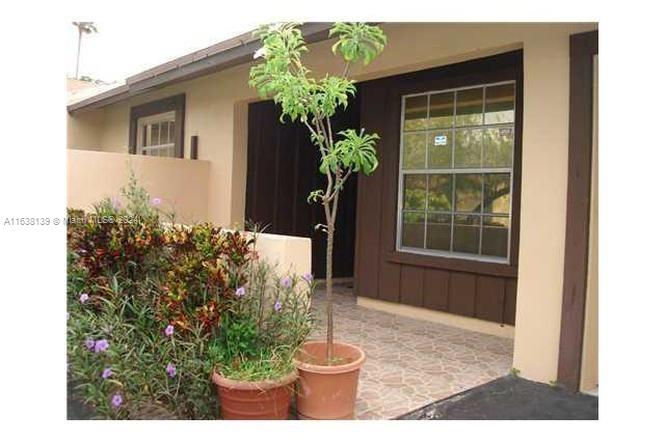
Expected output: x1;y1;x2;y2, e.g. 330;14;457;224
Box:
66;18;259;83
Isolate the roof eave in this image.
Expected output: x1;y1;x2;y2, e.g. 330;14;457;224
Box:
67;22;334;114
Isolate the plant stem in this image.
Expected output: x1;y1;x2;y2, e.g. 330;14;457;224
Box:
325;203;334;363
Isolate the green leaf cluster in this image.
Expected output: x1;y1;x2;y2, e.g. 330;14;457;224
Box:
320;129;380;176
248;22;386;200
330;22;388;65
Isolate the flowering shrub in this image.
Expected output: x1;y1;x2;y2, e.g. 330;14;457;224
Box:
67;177;259;419
67;278;215;419
207;261;314;382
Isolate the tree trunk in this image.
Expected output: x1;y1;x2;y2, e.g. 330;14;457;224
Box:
325;217;334;363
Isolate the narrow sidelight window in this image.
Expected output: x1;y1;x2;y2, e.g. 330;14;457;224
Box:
397;81;515;262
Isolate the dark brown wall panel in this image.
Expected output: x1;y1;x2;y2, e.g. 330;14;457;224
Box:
246;100;358;278
400;265;425;307
448;273;476;317
354;80;387;299
423;269;450;311
557;30;598;391
475;276;506;322
353;50;523;324
504;279;517;325
378;262;401;303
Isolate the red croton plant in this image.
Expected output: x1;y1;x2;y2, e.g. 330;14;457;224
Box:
67;205;256;335
159;225;255;332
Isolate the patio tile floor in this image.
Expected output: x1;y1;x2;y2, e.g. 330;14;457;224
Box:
308;282;514;420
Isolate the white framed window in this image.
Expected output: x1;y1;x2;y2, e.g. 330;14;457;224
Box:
396;81;516;263
137;111;176;157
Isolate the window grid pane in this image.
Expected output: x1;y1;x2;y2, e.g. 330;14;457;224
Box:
398;81;515;262
138;115;177;158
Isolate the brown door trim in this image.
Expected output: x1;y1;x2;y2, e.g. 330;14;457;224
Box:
128;94;186;158
557;30;598;391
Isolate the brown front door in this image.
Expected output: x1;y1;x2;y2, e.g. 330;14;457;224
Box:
245;99;359;278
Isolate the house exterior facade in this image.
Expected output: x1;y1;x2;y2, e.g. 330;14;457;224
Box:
66;23;598;393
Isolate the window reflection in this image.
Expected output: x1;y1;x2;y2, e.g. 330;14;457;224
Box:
402;211;425;248
404;95;428;131
485;83;515;124
429;92;454;129
455;129;483;168
403;174;427;210
427;213;452;251
453;214;480;254
399;81;516;260
427;174;453;211
428;130;452;168
454;174;482;213
484;127;513;167
455;87;483;126
403;133;426;169
481;216;509;257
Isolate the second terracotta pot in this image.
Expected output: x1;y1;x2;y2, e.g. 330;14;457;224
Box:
211;370;297;419
294;340;366;419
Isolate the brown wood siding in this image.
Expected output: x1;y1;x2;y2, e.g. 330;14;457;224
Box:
245;99;359;278
354;51;523;325
423;269;450;311
557;30;598;391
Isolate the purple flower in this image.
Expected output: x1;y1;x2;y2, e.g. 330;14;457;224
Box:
274;300;282;312
111;197;122;210
79;293;89;304
151;197;162;206
280;277;292;289
302;273;314;283
84;338;95;351
164;324;174;337
111;393;123;408
166;362;176;378
66;312;70;321
102;367;113;379
235;286;246;298
94;339;109;353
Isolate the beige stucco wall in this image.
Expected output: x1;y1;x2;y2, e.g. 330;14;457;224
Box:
67;22;599;385
254;232;312;278
67;149;210;224
67;109;104;151
511;32;573;384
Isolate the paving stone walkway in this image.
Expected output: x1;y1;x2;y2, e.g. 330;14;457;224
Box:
69;284;514;420
309;283;514;419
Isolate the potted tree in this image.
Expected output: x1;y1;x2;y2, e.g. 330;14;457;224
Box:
249;22;386;419
208;259;314;419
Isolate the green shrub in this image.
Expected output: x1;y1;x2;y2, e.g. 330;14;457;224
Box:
67;276;216;419
67;177;259;419
207;260;315;382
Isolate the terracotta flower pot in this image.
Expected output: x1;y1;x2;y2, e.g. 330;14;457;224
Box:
294;340;366;419
211;370;297;419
